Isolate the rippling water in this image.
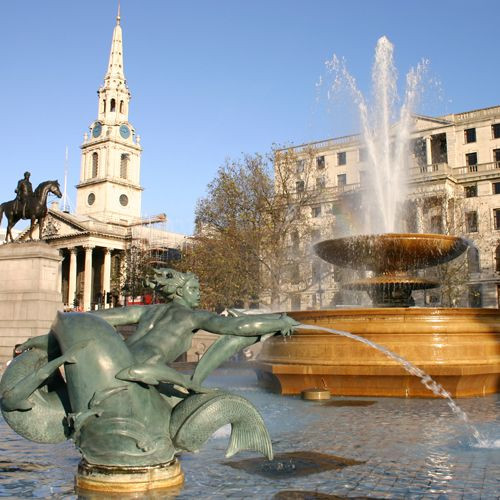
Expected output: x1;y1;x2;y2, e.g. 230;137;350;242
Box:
1;368;499;499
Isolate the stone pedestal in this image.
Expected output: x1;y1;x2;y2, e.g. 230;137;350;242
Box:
0;242;63;367
75;459;184;494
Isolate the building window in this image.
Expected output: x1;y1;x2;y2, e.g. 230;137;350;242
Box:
464;184;477;197
110;99;116;112
494;209;500;230
494;149;500;167
290;263;301;284
464;128;476;143
120;100;124;113
493;182;500;195
337;173;347;187
492;123;500;139
430;215;442;234
316;156;325;169
91;152;98;178
359;148;367;162
291;294;301;310
468;284;482;308
337;151;347;165
467;247;480;273
413;138;427;166
496;244;500;272
316;176;325;189
466;152;478;172
311;206;321;218
296;159;305;174
120;153;129;179
312;261;322;284
102;99;106;113
296;180;305;193
466;211;478;233
311;228;321;242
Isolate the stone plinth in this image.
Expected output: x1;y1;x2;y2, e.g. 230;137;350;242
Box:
0;242;63;367
255;308;500;398
76;459;184;494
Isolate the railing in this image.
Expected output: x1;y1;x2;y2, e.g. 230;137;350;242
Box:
452;161;500;177
453;105;500;123
409;163;452;179
282;134;361;154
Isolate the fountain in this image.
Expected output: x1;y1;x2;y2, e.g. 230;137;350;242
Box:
255;38;500;398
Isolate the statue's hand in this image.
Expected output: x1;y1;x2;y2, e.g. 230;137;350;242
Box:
279;314;300;337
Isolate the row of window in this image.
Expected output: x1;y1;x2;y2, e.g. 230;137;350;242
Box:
102;98;126;114
464;123;500;143
464;181;500;198
297;124;500;173
90;152;130;179
295;173;347;193
466;208;500;232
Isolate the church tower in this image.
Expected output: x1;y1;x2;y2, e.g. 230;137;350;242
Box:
76;6;143;222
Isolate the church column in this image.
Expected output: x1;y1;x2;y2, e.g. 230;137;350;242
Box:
68;247;78;307
83;245;94;311
103;248;112;309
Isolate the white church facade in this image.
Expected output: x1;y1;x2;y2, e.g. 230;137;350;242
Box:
19;9;186;312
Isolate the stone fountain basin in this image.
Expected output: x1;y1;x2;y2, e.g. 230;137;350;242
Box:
255;307;500;398
314;233;469;273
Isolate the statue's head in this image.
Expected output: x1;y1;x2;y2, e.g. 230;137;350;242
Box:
24;171;31;179
147;268;200;308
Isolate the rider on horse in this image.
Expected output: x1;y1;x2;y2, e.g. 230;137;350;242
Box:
15;171;33;219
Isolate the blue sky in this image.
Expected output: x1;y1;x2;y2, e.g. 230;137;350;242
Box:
1;1;499;234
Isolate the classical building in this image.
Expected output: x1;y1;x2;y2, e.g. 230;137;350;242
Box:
19;9;186;312
281;105;500;310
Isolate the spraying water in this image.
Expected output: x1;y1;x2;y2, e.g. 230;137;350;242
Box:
297;323;492;447
326;36;427;234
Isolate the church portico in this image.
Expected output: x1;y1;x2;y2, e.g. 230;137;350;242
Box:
59;242;124;310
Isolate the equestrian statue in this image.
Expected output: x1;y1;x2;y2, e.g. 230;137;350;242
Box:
0;171;62;242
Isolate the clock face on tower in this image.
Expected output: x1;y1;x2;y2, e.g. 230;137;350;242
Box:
92;122;102;138
119;124;130;139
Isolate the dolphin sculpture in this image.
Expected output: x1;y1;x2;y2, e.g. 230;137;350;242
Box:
0;311;274;467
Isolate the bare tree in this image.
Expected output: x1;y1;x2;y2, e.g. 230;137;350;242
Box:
180;147;326;310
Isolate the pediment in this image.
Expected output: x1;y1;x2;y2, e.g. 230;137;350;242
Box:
412;114;453;132
18;210;88;241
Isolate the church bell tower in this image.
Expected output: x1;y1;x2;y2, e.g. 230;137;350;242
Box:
76;6;143;223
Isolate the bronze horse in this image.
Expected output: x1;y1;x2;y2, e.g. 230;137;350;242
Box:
0;180;62;242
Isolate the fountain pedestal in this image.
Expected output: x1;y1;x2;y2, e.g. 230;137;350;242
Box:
257;233;500;398
256;308;500;397
76;459;184;494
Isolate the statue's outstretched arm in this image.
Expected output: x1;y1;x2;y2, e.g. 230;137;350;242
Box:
197;311;299;337
93;305;147;327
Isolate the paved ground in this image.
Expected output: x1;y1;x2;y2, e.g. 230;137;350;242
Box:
0;368;498;499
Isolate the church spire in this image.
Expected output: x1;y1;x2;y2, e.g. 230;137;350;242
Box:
96;5;131;124
104;3;125;85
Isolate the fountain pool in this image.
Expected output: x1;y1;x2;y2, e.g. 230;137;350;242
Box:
0;367;498;498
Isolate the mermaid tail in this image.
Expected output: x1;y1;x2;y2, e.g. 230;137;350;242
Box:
170;391;273;460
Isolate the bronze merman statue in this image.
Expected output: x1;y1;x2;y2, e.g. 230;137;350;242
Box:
96;268;297;390
0;267;299;489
